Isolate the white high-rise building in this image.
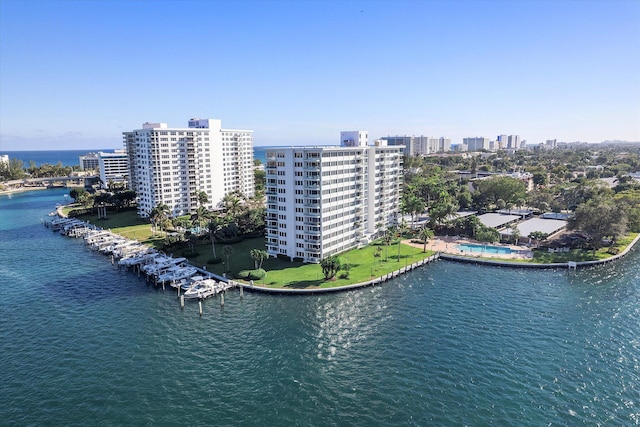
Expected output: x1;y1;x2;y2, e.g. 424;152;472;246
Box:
464;137;491;152
265;133;403;263
123;118;254;218
381;136;451;156
497;135;521;149
79;153;99;170
98;149;129;188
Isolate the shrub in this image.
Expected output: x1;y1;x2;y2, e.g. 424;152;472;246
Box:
236;269;266;280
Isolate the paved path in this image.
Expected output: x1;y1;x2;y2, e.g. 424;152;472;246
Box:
402;236;534;260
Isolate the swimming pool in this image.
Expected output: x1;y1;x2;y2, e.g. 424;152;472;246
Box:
456;243;514;255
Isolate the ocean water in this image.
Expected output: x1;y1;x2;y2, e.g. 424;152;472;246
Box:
0;149;115;167
1;188;639;426
4;147;271;168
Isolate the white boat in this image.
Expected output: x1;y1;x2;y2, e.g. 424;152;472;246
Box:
157;266;198;283
142;257;187;276
183;279;218;299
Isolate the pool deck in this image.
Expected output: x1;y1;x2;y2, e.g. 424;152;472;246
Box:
403;236;534;260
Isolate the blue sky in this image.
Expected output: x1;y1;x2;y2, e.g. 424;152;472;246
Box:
1;0;639;150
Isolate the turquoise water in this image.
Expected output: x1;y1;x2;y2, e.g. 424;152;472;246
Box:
457;243;514;254
1;188;639;426
0;149;114;167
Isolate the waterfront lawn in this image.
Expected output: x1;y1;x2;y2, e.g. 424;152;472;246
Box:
175;238;435;289
75;208;167;248
531;232;638;263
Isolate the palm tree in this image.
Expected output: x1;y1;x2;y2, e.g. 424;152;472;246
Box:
198;191;209;207
382;226;395;261
418;226;434;253
208;217;220;258
396;220;408;261
149;203;170;235
510;223;520;245
221;193;243;221
193;205;210;233
250;248;268;269
222;245;234;273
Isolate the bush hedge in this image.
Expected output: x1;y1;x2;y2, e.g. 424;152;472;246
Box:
236;268;266;280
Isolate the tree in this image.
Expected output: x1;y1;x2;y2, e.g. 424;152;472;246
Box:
529;231;549;248
7;159;26;180
192;205;210;233
428;197;458;228
208;217;221;258
613;189;640;232
222;245;234;273
418;226;434;253
510;223;520;245
475;227;500;244
320;256;341;280
400;192;425;229
396;220;408;261
149;203;170;234
532;171;548;187
474;176;527;209
221;193;243;219
70;187;88;203
569;196;628;254
250;248;268;269
197;191;209;207
254;169;266;193
382;226;395;261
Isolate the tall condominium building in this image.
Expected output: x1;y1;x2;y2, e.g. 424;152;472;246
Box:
496;135;521;150
98;149;129;188
463;137;491;152
79;153;99;170
123;118;254;218
265;134;403;263
381;136;451;156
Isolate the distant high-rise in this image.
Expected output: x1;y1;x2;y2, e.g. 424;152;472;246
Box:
98;149;129;188
497;135;521;149
381;136;451;156
79;153;99;170
463;137;491;152
123;118;254;218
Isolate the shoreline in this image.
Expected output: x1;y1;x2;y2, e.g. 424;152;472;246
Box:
44;206;640;294
0;186;50;195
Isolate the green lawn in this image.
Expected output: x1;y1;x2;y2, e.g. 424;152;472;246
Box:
175;238;436;289
70;206;638;287
530;232;638;263
71;207;435;289
74;208;185;249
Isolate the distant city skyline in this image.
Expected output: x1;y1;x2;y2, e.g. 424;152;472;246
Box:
1;0;639;151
